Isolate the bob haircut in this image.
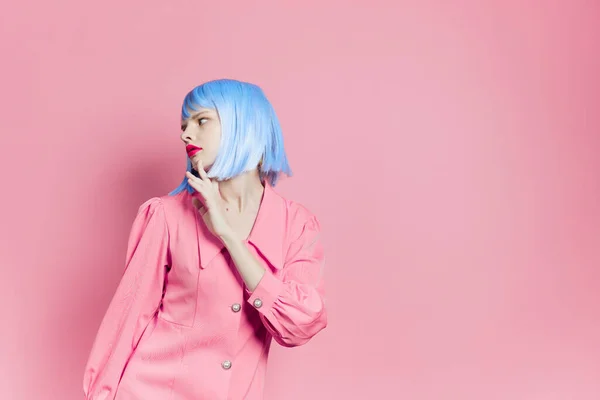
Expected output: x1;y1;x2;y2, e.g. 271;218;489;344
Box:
169;79;292;196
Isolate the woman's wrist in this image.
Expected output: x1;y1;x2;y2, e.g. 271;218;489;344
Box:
219;230;243;248
219;230;266;291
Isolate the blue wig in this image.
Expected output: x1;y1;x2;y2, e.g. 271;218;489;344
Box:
169;79;292;196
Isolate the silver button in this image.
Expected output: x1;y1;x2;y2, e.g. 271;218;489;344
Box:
253;298;263;308
231;303;241;313
222;360;232;370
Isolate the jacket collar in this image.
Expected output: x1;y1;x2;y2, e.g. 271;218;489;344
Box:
193;181;285;270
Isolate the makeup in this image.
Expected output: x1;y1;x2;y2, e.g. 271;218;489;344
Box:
186;144;202;158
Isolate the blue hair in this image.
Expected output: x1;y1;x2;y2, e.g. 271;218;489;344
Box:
169;79;292;196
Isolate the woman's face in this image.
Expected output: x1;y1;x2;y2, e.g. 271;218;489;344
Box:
180;107;222;171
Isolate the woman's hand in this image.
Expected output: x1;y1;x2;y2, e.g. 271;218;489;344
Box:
186;160;233;240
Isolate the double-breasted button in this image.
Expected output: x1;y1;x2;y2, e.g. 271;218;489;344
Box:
222;360;232;370
231;303;241;313
253;298;263;308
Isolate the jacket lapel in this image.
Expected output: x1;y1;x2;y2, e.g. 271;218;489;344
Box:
194;181;285;270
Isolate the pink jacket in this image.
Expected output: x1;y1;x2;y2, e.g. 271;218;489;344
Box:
82;182;327;399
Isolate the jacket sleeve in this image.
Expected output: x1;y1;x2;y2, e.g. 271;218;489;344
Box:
82;198;170;400
246;214;327;347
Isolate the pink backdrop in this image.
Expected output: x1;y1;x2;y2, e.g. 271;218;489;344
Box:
1;1;599;399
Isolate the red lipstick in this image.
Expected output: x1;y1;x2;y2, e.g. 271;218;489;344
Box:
186;144;202;157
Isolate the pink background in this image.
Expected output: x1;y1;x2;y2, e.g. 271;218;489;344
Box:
1;1;599;399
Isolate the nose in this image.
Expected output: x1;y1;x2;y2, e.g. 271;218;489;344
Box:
181;127;195;144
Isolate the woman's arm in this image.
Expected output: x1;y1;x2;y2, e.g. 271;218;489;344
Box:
82;198;170;400
222;214;327;347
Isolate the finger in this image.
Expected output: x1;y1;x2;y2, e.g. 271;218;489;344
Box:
186;170;201;182
187;177;206;196
196;160;204;179
196;160;210;182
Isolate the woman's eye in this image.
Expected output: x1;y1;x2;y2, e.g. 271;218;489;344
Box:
198;117;208;125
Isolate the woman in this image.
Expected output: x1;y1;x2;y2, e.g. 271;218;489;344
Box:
82;79;328;399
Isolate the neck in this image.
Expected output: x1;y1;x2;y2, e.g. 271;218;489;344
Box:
217;169;265;213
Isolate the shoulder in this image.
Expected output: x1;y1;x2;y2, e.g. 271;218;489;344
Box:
133;192;188;224
137;196;164;211
271;188;321;241
137;191;190;215
271;190;324;263
129;197;169;231
133;197;164;218
287;199;319;228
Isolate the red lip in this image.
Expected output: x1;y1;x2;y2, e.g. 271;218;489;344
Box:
186;144;202;157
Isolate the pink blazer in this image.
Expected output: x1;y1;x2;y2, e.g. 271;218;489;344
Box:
82;182;327;399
